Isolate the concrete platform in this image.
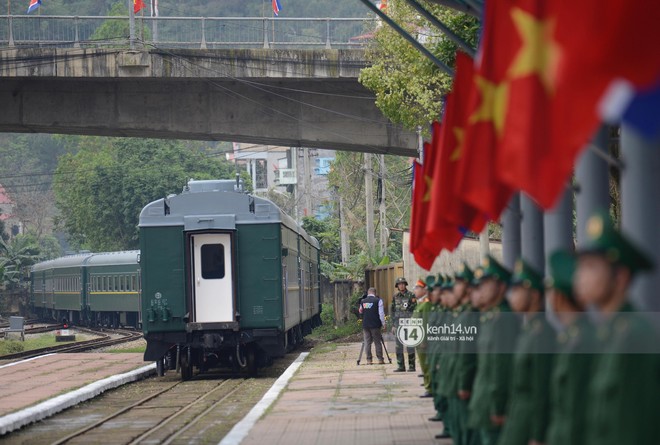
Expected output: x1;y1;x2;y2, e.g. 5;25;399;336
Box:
239;342;451;445
0;353;154;434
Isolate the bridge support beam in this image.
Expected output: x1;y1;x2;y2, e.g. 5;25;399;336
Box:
620;125;660;310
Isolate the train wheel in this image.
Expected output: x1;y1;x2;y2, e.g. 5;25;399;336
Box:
246;346;257;377
180;348;193;381
156;357;165;377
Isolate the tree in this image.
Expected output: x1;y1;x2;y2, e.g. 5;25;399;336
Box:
359;0;479;131
0;235;40;289
302;216;341;264
53;137;236;251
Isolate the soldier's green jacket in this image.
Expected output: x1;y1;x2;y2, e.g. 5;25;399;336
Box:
437;305;462;397
391;290;416;328
454;303;479;393
546;315;594;445
427;304;449;370
584;302;660;445
413;300;433;352
498;313;555;445
468;300;520;430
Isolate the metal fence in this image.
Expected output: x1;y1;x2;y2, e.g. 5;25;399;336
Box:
0;15;377;49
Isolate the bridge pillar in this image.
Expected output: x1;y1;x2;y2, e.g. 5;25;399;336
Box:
502;193;522;271
575;126;610;246
620;125;660;310
543;186;574;274
521;194;545;274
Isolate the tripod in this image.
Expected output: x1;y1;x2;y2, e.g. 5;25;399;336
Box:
357;335;393;365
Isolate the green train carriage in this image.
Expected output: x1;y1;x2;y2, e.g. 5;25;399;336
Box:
139;179;321;379
30;251;141;328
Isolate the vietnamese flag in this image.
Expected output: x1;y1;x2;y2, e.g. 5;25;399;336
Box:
496;0;660;209
428;52;487;240
454;3;514;221
134;0;145;13
409;157;437;270
422;121;464;255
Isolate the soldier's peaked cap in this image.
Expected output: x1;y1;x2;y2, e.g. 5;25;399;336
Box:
474;255;511;284
510;258;544;292
455;262;475;283
546;250;577;302
578;211;653;273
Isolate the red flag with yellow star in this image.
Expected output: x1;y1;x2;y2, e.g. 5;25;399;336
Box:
454;3;514;221
496;0;660;209
428;52;487;240
423;120;464;253
409;156;437;270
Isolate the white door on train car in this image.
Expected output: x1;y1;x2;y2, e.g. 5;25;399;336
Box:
191;234;234;323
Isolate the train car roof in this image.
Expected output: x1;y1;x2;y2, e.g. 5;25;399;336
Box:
139;179;319;249
31;253;94;272
85;250;140;267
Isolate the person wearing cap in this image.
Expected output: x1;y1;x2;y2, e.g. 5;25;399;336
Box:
545;250;595;445
391;276;417;372
573;212;659;445
435;276;462;440
452;263;480;445
426;274;446;422
498;259;555;445
412;277;432;396
467;255;520;445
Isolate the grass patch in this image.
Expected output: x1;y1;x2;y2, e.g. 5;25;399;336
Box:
0;333;92;356
308;303;362;342
310;343;338;355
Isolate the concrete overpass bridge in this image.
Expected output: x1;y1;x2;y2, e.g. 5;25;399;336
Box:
0;15;418;156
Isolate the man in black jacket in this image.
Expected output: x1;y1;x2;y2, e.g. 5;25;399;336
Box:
359;287;386;365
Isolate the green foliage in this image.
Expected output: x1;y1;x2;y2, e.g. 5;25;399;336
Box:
309;302;362;342
53;137;236;251
302;216;341;264
359;0;479;131
0;235;41;289
0;340;25;355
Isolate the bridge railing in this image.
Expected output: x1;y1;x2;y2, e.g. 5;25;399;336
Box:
0;16;377;49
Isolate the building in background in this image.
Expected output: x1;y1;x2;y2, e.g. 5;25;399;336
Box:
227;144;335;222
0;184;21;239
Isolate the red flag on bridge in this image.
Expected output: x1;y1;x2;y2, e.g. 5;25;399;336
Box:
134;0;145;14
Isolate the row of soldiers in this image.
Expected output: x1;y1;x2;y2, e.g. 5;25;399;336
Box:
401;212;660;445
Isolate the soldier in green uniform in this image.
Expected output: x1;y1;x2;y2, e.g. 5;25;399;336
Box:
498;259;555;445
468;255;520;445
573;212;659;445
545;250;595;445
412;277;432;396
453;263;481;445
391;276;417;372
435;276;462;440
427;274;446;422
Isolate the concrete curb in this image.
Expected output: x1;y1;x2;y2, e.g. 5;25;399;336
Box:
0;362;156;435
218;352;309;445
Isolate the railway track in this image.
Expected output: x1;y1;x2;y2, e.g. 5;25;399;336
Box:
0;327;143;361
49;377;248;445
0;323;62;339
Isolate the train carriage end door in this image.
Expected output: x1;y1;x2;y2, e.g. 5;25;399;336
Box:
191;233;234;323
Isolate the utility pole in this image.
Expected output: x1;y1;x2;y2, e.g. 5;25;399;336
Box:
339;194;350;265
379;154;388;253
364;153;375;253
303;147;313;217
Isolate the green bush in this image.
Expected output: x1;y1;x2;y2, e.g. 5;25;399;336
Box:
0;340;25;355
